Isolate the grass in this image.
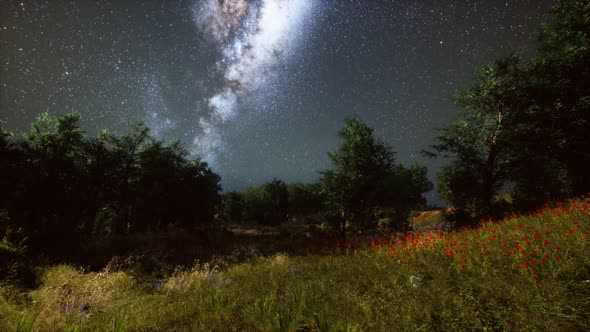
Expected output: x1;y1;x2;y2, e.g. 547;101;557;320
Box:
1;198;589;331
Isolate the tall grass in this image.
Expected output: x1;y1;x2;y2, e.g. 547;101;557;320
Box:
1;198;589;331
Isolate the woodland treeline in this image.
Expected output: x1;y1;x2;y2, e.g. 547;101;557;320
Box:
0;2;588;258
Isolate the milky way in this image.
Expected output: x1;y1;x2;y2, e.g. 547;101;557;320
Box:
191;0;315;165
1;0;556;202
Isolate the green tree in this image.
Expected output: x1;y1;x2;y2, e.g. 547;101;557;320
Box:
241;185;267;223
174;158;221;229
241;179;289;225
222;192;245;223
0;112;223;263
429;1;590;218
521;0;590;196
263;178;289;225
102;120;151;234
19;113;88;236
287;182;325;218
377;164;433;229
426;56;521;218
321;116;432;237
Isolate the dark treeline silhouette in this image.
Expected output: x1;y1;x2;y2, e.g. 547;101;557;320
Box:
425;1;590;224
0;113;220;258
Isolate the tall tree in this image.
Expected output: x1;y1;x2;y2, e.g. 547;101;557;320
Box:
429;1;590;217
287;182;325;217
263;178;289;225
19;113;88;235
321;116;431;237
426;56;523;217
523;0;590;196
104;120;151;234
241;179;289;225
222;192;245;224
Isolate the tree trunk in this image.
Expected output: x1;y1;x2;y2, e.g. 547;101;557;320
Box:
481;145;498;217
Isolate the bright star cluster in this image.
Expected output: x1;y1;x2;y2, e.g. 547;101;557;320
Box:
191;0;316;165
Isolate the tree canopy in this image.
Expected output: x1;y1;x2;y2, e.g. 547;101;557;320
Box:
321;116;432;236
428;1;590;220
0;113;221;255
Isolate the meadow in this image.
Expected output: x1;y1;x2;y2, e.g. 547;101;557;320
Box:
1;197;589;331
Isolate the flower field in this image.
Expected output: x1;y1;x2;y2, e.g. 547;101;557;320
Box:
1;198;589;331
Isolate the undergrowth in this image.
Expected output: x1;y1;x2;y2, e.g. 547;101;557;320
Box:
1;198;589;331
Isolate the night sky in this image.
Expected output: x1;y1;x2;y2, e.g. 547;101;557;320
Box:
1;0;556;203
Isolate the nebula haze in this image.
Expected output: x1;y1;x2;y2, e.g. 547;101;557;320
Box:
191;0;315;165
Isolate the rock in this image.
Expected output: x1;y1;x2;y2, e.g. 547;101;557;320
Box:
410;275;423;288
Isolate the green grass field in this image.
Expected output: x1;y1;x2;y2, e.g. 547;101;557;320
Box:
1;198;589;331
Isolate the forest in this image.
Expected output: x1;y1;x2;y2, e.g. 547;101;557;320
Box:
1;1;589;331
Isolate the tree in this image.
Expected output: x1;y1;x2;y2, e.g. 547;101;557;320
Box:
222;192;245;223
287;182;325;218
426;57;521;218
0;112;223;263
241;178;289;225
175;158;221;229
429;1;590;218
262;178;289;225
103;120;151;234
521;0;590;196
377;164;433;228
321;116;432;237
18;113;88;236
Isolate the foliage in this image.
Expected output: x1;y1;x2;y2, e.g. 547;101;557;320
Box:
0;113;221;258
222;192;245;224
286;182;325;218
320;116;432;236
241;178;289;225
134;140;220;232
428;1;590;221
521;0;590;196
426;55;523;219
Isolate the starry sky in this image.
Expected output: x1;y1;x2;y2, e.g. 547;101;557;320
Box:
1;0;556;203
